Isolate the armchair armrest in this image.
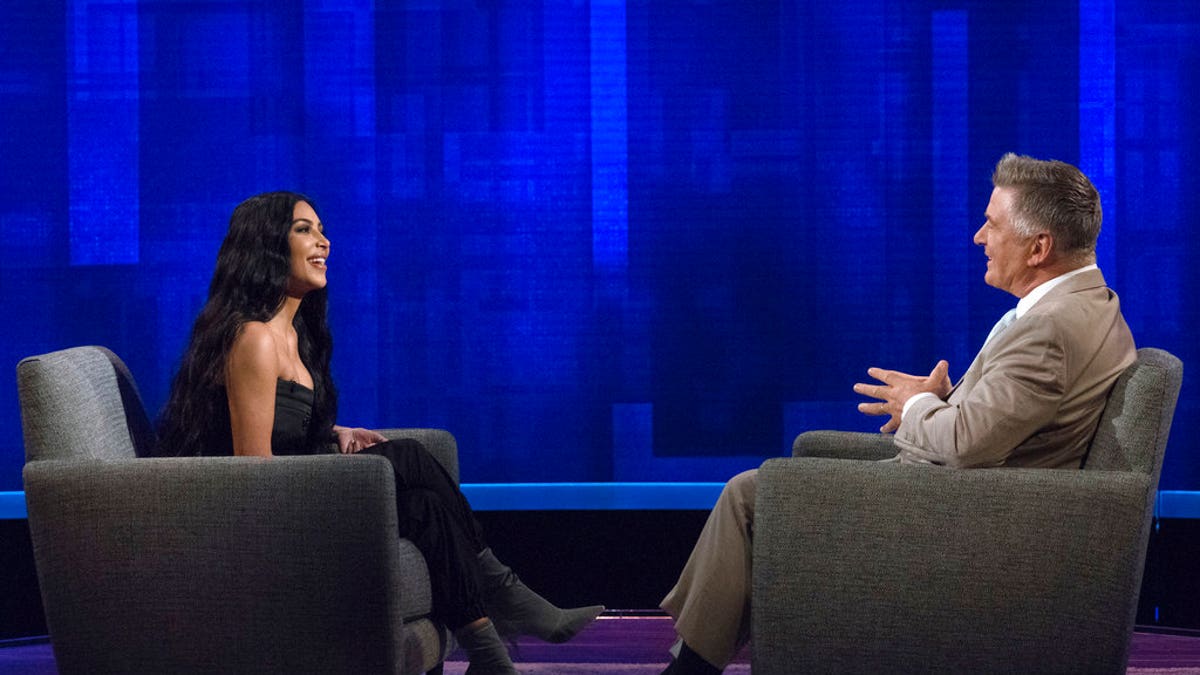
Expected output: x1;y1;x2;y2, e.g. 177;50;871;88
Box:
375;428;460;484
791;430;897;460
23;454;407;674
752;457;1154;674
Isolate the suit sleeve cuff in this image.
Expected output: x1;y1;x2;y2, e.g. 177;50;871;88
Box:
901;392;939;421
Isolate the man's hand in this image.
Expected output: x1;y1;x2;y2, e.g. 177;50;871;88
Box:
853;360;952;433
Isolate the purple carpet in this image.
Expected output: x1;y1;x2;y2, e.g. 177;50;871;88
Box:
4;616;1200;673
438;616;1200;673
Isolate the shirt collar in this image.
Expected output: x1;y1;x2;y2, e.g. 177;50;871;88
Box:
1015;264;1098;318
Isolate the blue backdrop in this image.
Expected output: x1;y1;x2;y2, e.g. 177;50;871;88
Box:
3;0;1198;491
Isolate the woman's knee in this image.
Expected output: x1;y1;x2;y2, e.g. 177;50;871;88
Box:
380;437;429;460
373;437;442;474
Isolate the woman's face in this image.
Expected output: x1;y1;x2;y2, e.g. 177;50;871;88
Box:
286;201;330;296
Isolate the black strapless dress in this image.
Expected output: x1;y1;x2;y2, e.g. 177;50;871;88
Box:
271;377;489;628
272;379;321;455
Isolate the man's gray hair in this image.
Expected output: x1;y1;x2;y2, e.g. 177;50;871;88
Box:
991;153;1102;263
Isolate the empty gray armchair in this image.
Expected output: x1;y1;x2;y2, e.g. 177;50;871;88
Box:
752;347;1182;674
19;345;454;674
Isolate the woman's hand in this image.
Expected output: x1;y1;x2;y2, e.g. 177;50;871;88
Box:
333;425;388;453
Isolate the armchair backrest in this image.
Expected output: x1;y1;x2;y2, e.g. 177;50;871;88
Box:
1082;347;1183;484
17;346;157;462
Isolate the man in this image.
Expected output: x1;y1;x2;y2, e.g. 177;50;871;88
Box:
658;153;1137;674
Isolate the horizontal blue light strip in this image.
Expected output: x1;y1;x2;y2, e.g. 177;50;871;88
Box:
461;482;725;511
1;492;27;519
6;487;1200;518
1157;491;1200;520
0;484;724;519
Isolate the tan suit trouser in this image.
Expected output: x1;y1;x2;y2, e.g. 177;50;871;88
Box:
659;468;758;668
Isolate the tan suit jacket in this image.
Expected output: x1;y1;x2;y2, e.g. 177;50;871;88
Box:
895;268;1136;469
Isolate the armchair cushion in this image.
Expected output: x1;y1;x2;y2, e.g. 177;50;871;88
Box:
753;457;1151;674
24;454;408;674
792;430;896;461
18;346;155;462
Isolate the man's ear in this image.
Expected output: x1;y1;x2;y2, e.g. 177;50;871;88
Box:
1027;232;1054;267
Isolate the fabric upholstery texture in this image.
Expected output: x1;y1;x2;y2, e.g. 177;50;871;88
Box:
754;347;1182;674
376;428;461;484
18;346;453;675
792;429;896;461
18;345;156;461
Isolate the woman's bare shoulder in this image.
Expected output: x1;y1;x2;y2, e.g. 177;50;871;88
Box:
227;321;279;378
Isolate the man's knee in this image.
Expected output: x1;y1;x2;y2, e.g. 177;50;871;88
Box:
721;468;758;506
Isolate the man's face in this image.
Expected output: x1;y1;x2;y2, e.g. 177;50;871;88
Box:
973;186;1035;297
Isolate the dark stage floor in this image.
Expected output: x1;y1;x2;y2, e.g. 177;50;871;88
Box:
4;616;1200;674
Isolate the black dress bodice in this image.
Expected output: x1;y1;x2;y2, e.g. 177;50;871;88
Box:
272;378;317;455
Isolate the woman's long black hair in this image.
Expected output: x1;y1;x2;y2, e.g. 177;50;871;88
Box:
156;192;337;456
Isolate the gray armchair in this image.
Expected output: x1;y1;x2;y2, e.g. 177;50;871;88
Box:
752;347;1182;674
18;346;454;674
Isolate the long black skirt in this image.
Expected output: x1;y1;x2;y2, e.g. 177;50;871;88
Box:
361;438;488;629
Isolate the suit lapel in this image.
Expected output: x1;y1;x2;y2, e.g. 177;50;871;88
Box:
947;268;1107;404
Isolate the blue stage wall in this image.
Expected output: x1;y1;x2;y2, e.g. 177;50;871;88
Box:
2;0;1198;491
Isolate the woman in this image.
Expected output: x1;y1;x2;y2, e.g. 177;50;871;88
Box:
157;192;603;674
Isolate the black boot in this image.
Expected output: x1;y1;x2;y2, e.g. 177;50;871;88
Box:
661;641;722;675
476;547;605;643
454;619;519;675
